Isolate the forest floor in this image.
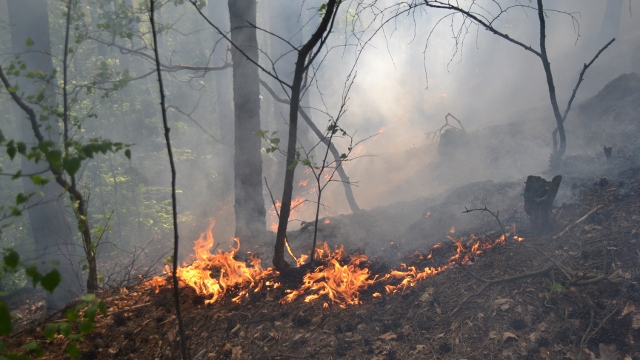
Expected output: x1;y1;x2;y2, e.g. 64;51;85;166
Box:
4;73;640;360
5;165;640;360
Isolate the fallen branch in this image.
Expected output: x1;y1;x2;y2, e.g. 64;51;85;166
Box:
578;299;620;360
554;204;605;238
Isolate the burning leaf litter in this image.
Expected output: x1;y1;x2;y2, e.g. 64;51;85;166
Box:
148;220;524;307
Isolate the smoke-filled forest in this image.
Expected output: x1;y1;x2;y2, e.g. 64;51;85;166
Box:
1;0;640;358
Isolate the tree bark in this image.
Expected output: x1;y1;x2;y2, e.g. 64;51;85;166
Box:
228;0;266;242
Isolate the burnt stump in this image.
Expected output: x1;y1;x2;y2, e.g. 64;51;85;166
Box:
523;175;562;233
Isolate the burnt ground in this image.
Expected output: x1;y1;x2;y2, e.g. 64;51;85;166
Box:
3;167;640;360
3;73;640;360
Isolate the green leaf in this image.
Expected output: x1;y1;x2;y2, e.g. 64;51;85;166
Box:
46;149;63;166
7;85;18;93
66;309;78;323
68;333;83;341
43;323;58;340
124;149;131;160
3;249;20;269
6;141;16;160
16;193;30;205
29;175;49;186
83;303;98;320
40;269;61;293
287;159;298;171
16;142;26;155
23;341;38;350
0;128;5;143
0;302;12;336
78;319;93;334
10;207;21;217
551;283;566;293
126;31;133;40
11;170;22;180
98;301;107;316
80;294;96;302
65;342;81;358
63;157;82;177
25;37;34;47
59;322;71;337
25;266;41;288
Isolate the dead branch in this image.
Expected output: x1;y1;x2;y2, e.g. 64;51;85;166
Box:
578;300;620;360
552;38;616;152
462;206;507;241
554;204;605;238
426;112;465;141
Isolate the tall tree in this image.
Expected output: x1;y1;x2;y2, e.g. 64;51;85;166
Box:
228;0;266;242
7;0;83;309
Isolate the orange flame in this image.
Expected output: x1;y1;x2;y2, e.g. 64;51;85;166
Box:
151;221;278;304
147;219;526;308
281;244;375;307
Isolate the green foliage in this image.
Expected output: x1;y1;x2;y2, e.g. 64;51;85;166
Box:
40;294;106;357
0;249;106;359
255;130;281;154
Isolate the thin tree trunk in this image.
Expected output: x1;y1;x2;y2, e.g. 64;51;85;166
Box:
274;0;338;272
148;1;188;358
536;0;566;162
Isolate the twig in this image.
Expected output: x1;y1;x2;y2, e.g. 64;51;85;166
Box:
462;206;507;241
554;204;605;238
578;301;619;359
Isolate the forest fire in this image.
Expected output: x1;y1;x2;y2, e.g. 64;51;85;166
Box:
150;221;278;304
148;221;525;308
280;243;375;308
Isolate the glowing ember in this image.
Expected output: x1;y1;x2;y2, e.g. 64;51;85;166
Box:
425;211;431;218
298;179;309;187
449;226;456;233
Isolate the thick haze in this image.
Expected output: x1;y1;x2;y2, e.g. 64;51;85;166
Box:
0;0;639;268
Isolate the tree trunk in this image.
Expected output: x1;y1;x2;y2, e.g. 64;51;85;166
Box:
228;0;266;242
274;0;338;272
7;0;83;310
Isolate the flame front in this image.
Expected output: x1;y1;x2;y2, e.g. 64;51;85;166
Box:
173;221;276;304
280;244;375;308
147;220;525;308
